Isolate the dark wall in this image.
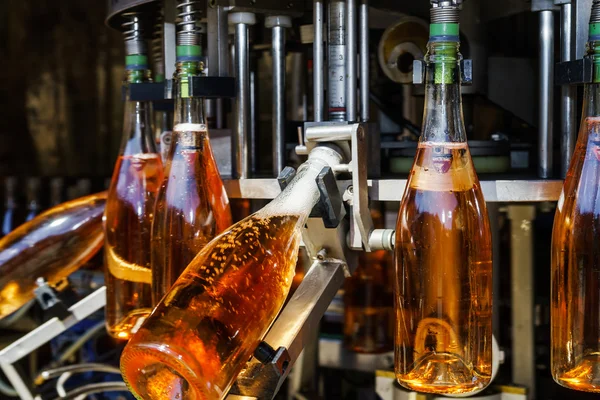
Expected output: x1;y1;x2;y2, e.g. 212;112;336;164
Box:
0;0;125;177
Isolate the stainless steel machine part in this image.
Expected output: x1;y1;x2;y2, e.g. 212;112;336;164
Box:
561;2;577;178
314;0;325;122
539;10;555;178
507;206;537;400
328;1;347;121
266;16;292;177
359;0;370;122
346;0;358;122
229;12;256;179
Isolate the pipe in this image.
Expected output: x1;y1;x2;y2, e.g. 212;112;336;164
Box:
346;0;357;122
359;0;370;122
314;0;325;122
561;4;577;177
250;71;257;174
267;16;292;176
229;12;256;179
539;10;554;179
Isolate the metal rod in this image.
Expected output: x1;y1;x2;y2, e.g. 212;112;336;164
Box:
346;0;357;122
229;13;256;179
359;0;369;122
207;5;229;77
267;16;291;176
328;1;347;121
561;4;577;177
539;10;555;179
250;71;257;175
314;0;324;122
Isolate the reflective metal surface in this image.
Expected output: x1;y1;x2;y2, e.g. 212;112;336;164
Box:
359;0;370;122
538;10;554;178
507;206;536;400
224;179;564;202
319;337;393;373
346;0;357;122
313;0;325;122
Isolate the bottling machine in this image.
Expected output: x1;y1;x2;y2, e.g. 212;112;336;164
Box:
0;0;598;399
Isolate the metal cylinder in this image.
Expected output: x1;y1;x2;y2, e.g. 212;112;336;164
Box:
229;12;256;179
122;12;147;56
250;71;257;174
328;1;347;121
359;0;369;122
346;0;357;122
561;3;576;178
539;10;554;179
267;16;292;177
176;0;201;46
314;0;325;122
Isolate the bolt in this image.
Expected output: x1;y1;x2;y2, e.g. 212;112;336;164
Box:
316;248;328;260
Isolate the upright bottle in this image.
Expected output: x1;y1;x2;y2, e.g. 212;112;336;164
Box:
394;5;493;394
104;14;164;340
0;192;105;319
551;4;600;392
151;13;232;304
344;207;394;354
121;146;343;400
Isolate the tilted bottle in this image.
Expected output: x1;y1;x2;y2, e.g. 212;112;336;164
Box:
0;192;105;319
104;20;164;340
344;207;394;354
151;46;232;305
121;145;343;400
551;4;600;392
394;8;493;394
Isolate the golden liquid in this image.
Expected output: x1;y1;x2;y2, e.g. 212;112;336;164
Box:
344;250;394;354
152;129;233;304
395;142;493;394
121;213;302;400
104;154;164;340
552;117;600;393
0;193;106;318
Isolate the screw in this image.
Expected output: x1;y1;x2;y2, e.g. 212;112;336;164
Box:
316;248;328;260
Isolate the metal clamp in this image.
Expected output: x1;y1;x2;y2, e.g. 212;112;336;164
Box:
34;278;71;320
555;58;594;85
413;59;474;85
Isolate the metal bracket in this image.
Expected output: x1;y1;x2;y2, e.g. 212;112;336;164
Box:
412;59;474;85
0;287;107;400
126;77;236;102
277;166;343;229
33;278;71;320
555;58;594;85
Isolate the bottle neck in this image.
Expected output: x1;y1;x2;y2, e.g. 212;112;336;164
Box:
583;29;600;117
260;146;343;223
420;38;466;143
173;59;206;127
121;57;157;155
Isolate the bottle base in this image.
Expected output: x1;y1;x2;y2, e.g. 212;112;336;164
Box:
396;353;490;394
554;355;600;393
121;341;219;400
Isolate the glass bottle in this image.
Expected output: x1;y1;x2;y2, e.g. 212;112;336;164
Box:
151;56;233;305
25;177;41;221
344;208;394;354
394;15;493;394
0;192;105;319
121;146;343;400
551;13;600;393
104;53;164;340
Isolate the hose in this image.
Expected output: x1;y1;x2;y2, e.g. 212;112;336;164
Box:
50;382;128;400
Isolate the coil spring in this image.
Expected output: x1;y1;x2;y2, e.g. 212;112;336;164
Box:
430;6;460;24
592;0;600;24
430;0;462;7
177;0;201;46
122;12;147;56
152;9;164;75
